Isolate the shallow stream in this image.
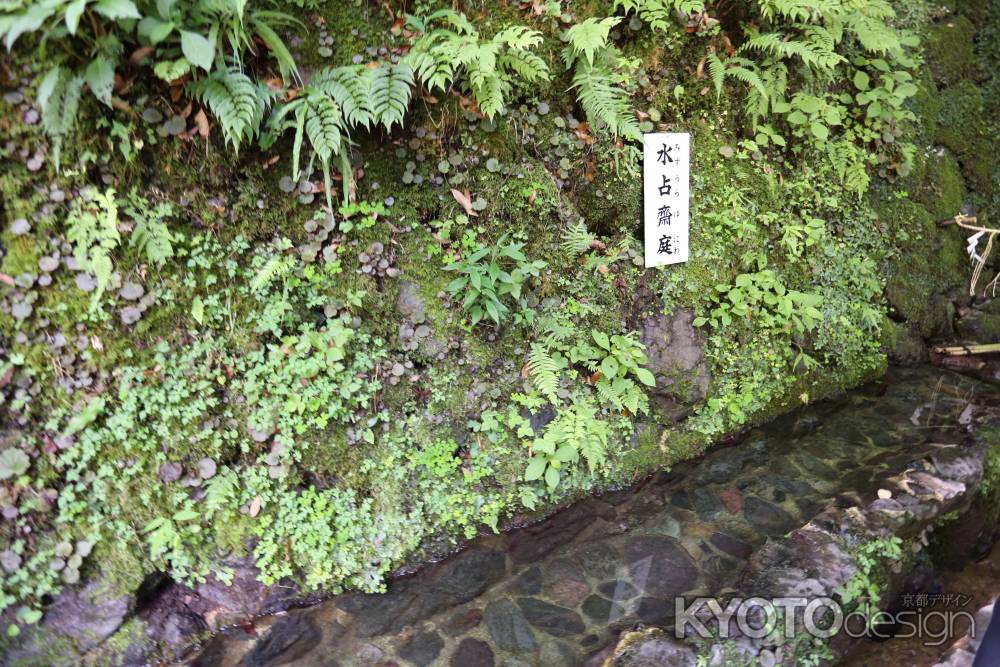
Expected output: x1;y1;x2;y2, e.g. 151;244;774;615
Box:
195;365;1000;667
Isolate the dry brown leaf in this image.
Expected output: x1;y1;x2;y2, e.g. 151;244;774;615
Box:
451;188;478;217
130;46;154;66
0;272;15;287
193;109;210;139
249;496;261;517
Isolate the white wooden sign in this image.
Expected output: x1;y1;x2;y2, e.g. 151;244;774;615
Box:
643;132;690;267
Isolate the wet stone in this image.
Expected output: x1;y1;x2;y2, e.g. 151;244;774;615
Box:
690;487;724;520
709;532;753;560
450;638;495;667
510;566;542;594
742;496;798;536
355;643;383;665
396;629;444;667
516;598;585;638
484;598;536;652
244;615;321;667
443;607;482;637
624;536;699;598
635;597;674;625
598;580;638;600
581;594;626;623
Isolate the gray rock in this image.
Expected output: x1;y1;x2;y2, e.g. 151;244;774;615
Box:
742;496;798;536
396;629;444;667
397;281;427;323
624;535;699;598
485;598;536;652
37;578;131;653
451;638;495;667
10;218;30;235
638;308;710;420
244;614;321;667
607;629;696;667
516;597;585;638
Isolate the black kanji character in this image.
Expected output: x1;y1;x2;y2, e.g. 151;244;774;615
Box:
657;205;672;226
658;175;672;196
656;143;673;165
657;234;673;254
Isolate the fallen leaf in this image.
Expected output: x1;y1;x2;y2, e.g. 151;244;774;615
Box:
0;273;14;287
249;496;261;517
130;46;154;66
451;188;478;216
193;109;210;139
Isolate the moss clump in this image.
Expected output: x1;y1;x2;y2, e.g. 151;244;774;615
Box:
935;80;997;195
925;15;978;86
917;149;966;221
882;199;965;337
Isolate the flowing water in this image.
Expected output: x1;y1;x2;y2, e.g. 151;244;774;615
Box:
194;366;1000;667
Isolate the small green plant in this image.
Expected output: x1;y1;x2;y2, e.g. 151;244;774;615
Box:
836;535;904;626
562;17;641;140
444;236;546;326
405;10;549;119
66;187;121;307
2;0;298;168
124;193;175;266
613;0;705;32
568;330;656;415
264;63;413;208
693;270;823;336
524;399;608;490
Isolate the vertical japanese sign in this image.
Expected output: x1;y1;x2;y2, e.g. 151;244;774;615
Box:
644;132;690;268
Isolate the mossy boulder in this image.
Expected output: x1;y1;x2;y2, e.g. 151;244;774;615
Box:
935;80;997;195
917;149;966;221
925;15;978;86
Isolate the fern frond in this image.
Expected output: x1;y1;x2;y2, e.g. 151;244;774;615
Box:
571;51;641;140
705;52;725;100
191;68;274;152
563;16;621;67
493;25;543;50
561;220;598;256
528;343;561;404
498;50;549;84
311;65;374;128
367;63;413;130
251;254;294;292
37;65;84;170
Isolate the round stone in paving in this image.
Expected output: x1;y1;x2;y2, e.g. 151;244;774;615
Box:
597;580;638;601
510;566;542;594
516;598;585;638
243;615;320;667
484;598;536;652
581;594;626;623
624;536;699;598
396;629;444;667
450;638;494;667
634;597;674;625
742;496;798;536
443;607;483;637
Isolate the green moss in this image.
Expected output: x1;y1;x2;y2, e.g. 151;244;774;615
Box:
935;80;997;196
917;149;966;221
882;198;966;337
925;15;978;86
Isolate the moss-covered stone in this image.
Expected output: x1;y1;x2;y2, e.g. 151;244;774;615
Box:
935;80;997;195
917;149;966;221
925;15;978;86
